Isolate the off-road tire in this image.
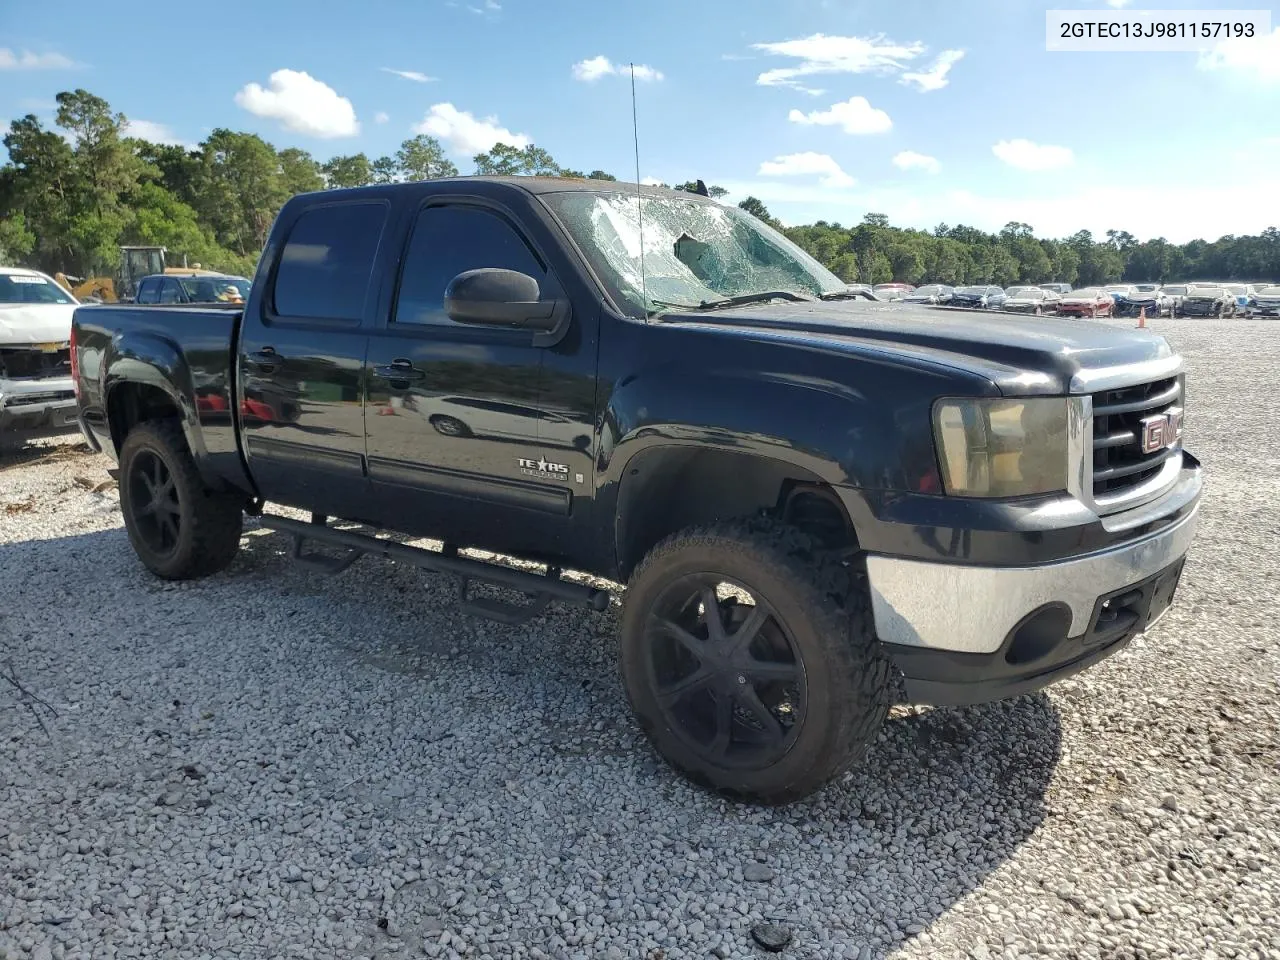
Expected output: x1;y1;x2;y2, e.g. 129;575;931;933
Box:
620;519;890;804
119;420;244;579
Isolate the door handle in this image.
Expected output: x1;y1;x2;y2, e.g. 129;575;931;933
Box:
374;359;425;384
245;348;278;373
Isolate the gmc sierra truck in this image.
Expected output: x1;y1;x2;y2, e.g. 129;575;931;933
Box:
71;178;1202;804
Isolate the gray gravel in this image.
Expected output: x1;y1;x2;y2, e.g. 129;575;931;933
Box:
1;317;1278;960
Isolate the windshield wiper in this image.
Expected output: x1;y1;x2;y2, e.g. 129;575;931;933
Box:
820;289;880;302
647;290;815;318
691;291;816;311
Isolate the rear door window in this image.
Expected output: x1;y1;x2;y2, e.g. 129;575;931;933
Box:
158;279;182;304
272;202;388;323
136;279;160;304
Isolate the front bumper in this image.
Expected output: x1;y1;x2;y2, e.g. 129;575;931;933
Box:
852;454;1201;705
0;376;79;437
1254;302;1280;316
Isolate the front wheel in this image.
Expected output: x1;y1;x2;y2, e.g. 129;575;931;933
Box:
620;520;890;804
119;420;244;579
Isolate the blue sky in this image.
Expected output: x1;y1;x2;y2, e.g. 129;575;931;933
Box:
3;0;1279;242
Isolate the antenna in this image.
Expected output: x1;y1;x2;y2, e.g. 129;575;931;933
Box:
630;63;649;319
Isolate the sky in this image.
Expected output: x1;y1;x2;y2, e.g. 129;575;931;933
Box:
2;0;1279;243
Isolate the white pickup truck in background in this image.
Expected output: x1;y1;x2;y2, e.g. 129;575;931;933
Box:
0;267;80;444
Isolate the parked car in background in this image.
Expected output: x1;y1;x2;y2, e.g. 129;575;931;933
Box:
134;273;251;306
1039;283;1072;296
1221;283;1254;316
902;284;954;305
1251;285;1280;316
950;285;1007;309
0;267;81;441
1056;287;1115;318
1104;284;1135;303
1115;287;1173;318
872;282;915;301
1003;287;1057;314
1178;284;1236;317
1160;284;1190;313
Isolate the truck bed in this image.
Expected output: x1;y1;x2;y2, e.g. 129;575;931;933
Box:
73;304;249;492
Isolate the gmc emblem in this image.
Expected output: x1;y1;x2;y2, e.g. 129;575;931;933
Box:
1140;406;1184;454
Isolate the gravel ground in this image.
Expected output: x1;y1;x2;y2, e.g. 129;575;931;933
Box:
1;317;1277;960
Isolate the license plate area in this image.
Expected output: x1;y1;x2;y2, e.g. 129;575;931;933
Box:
1084;558;1185;648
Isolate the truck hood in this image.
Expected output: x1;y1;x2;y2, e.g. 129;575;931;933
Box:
664;300;1176;396
0;303;75;346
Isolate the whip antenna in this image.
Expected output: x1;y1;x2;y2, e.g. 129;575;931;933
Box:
630;63;649;319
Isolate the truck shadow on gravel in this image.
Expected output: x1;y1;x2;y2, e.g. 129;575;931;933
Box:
1;524;1061;958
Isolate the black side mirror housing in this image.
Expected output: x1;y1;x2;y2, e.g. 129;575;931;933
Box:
444;268;568;345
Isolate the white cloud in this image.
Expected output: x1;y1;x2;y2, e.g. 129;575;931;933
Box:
1198;27;1280;83
234;69;359;138
374;111;390;124
121;119;187;146
381;67;437;83
571;56;664;82
414;102;530;156
900;49;964;92
892;150;940;174
758;152;855;188
788;95;891;134
641;176;665;186
751;33;924;91
992;139;1074;171
0;49;76;70
1105;0;1132;7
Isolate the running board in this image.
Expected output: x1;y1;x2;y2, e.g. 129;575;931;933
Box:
260;514;610;624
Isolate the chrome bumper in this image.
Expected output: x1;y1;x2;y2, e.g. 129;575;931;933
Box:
865;500;1201;654
0;376;79;435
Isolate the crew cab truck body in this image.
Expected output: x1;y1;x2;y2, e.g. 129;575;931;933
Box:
73;178;1202;804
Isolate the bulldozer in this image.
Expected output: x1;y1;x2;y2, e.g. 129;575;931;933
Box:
54;246;224;303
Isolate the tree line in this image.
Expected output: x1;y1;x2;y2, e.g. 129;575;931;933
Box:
2;88;1277;287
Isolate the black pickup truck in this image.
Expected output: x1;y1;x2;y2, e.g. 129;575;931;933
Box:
71;178;1202;803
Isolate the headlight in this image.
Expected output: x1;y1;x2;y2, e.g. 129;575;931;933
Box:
933;398;1069;497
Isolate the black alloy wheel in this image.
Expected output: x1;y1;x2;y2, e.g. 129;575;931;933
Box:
127;449;183;557
645;577;807;772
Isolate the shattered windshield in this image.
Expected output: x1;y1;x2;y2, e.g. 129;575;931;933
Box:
542;190;846;317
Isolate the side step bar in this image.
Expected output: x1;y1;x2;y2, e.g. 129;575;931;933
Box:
259;514;611;624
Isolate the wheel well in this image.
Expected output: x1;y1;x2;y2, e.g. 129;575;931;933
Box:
615;447;858;579
108;382;183;454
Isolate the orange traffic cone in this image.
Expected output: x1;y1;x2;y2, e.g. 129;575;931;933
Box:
1137;306;1146;328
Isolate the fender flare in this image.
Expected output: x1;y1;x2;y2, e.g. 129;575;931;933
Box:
103;329;208;465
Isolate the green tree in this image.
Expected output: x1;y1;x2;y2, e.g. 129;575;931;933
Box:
672;181;729;199
322;153;374;189
278;147;324;196
194;128;289;256
737;196;781;230
370;155;398;184
395;135;458;181
587;170;617;181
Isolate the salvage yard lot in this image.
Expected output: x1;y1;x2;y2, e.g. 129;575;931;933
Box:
2;318;1278;960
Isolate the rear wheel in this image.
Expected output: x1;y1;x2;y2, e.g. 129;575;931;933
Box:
119;420;244;579
620;520;890;804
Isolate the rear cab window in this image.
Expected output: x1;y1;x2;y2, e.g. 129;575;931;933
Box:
271;201;389;323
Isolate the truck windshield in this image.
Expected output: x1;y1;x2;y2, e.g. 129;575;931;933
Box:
0;273;75;304
542;190;847;317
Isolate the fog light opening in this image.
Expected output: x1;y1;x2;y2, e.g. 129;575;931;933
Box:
1005;604;1073;666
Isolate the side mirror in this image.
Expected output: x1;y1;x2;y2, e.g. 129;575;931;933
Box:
444;268;562;334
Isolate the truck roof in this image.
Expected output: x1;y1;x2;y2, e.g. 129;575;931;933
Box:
308;176;715;202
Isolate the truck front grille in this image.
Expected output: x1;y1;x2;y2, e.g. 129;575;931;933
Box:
0;347;71;380
1090;375;1183;505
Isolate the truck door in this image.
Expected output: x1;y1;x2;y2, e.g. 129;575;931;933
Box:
363;197;592;561
238;198;390;518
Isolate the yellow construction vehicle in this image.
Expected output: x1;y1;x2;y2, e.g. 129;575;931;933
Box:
53;246;223;303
